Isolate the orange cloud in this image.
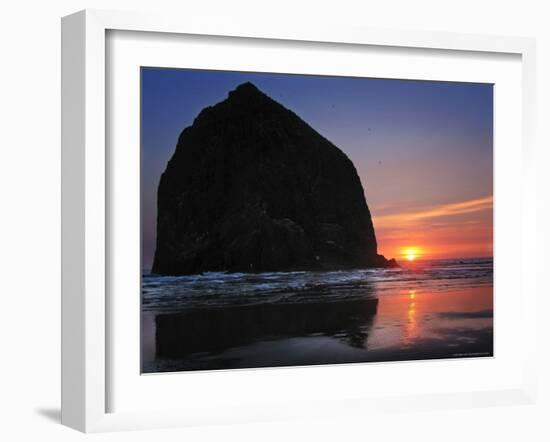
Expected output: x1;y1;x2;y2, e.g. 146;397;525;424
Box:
373;195;493;228
373;195;493;260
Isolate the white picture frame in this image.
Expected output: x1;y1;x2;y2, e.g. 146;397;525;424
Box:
61;9;537;433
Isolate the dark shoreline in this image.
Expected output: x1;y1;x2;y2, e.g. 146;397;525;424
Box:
141;295;493;374
142;320;493;373
141;259;493;374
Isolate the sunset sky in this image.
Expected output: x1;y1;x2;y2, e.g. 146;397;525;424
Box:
141;68;493;268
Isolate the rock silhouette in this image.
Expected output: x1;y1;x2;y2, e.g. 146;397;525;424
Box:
152;82;396;275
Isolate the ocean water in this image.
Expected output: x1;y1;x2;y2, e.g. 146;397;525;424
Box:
141;258;493;373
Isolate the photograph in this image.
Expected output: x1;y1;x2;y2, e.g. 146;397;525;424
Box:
140;68;493;373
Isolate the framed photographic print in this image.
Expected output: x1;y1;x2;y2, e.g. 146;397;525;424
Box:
61;9;537;432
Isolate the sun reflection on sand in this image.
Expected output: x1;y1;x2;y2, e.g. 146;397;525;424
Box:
404;289;418;344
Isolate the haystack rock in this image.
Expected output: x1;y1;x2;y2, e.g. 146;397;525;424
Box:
152;82;396;275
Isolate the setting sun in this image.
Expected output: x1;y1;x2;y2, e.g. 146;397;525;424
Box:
402;247;422;261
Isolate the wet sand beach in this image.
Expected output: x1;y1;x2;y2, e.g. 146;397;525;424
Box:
141;258;493;373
